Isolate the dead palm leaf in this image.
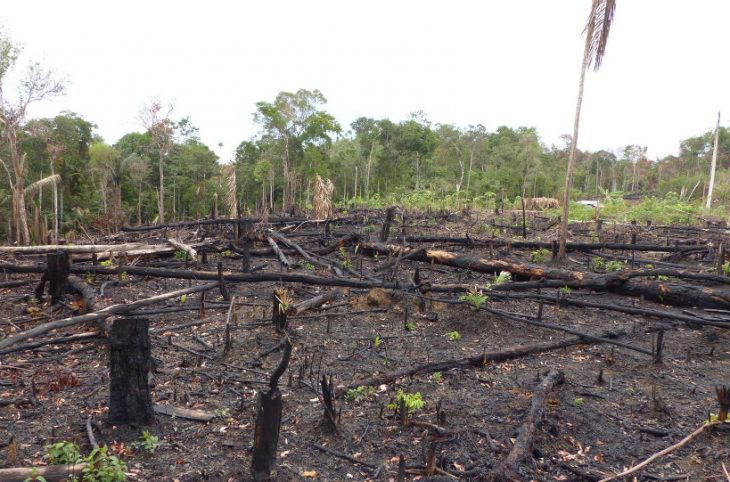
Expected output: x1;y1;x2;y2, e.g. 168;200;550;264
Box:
222;164;237;218
585;0;616;71
313;174;334;220
23;174;61;197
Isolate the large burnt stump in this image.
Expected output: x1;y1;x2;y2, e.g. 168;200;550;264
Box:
35;251;70;304
108;318;155;426
251;339;292;481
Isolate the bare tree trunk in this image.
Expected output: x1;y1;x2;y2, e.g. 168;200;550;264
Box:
365;141;374;197
558;25;591;261
706;111;721;208
282;133;291;211
158;149;165;224
466;149;474;194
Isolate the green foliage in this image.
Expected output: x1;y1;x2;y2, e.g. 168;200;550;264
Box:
388;390;425;412
373;334;382;349
338;247;352;269
174;250;188;261
119;271;128;282
723;261;730;277
605;260;625;272
657;275;669;281
134;429;160;454
221;250;232;257
591;257;606;270
44;441;82;465
459;287;487;310
81;446;127;482
22;468;47;482
179;294;188;303
530;248;550;264
100;260;113;267
559;286;572;294
445;331;461;341
573;397;585;407
404;321;416;332
345;385;376;402
298;260;315;271
494;271;512;285
431;372;443;383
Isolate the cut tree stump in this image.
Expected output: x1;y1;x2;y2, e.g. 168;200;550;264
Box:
108;317;155;426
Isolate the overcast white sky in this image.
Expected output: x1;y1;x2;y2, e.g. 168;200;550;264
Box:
2;1;728;162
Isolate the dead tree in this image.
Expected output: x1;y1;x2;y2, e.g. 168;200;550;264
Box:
108;318;155;426
34;251;70;305
251;338;292;481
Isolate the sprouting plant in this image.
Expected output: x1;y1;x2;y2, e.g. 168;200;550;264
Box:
44;441;82;465
119;271;128;282
573;397;585;407
446;331;461;341
591;257;606;270
644;264;654;269
100;260;113;267
221;250;232;257
559;286;572;294
214;407;231;419
373;334;382;349
432;372;443;383
530;248;550;263
174;250;188;261
605;260;624;272
275;288;293;313
388;390;425;413
657;275;669;281
459;286;488;310
298;260;315;271
22;468;47;482
179;294;188;303
338;246;352;269
493;270;512;285
134;429;160;454
723;261;730;276
345;385;376;402
404;321;416;332
81;445;127;482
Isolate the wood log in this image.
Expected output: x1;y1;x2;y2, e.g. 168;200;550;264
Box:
47;251;70;305
0;463;88;482
0;282;220;351
0;243;145;254
108;318;155;425
166;238;197;260
267;236;292;268
486;370;565;481
121;216;308;232
291;289;341;315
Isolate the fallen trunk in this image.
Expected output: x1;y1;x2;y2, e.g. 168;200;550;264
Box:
0;463;88;482
0;282;220;351
485;370;565;482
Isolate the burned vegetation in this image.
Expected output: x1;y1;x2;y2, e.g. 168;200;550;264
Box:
0;207;729;481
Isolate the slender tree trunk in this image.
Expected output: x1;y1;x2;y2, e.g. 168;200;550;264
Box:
558;25;592;261
137;181;143;226
8;130;31;245
51;160;58;243
282;133;291;211
466;149;474;194
158;149;165;224
365;141;374;197
706;111;721;208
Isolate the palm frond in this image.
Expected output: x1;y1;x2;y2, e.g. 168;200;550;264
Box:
585;0;616;71
23;174;61;197
222;165;237;217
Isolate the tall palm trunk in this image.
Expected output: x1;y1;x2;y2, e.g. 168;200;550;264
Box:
557;31;591;261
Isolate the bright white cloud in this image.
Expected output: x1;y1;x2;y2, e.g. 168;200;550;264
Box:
2;0;728;162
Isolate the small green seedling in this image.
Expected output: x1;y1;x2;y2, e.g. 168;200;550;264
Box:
559;286;572;294
82;445;127;482
388;390;425;413
135;429;160;454
345;385;376;402
605;260;624;272
174;250;188;261
573;397;585;407
530;248;550;263
179;294;188;303
298;260;315;271
591;257;606;270
43;441;82;465
657;275;669;281
446;331;461;341
100;260;113;267
432;372;443;383
338;247;352;269
723;261;730;276
404;321;416;332
373;334;382;349
22;468;47;482
459;287;487;310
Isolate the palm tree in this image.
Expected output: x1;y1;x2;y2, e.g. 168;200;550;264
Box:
557;0;616;261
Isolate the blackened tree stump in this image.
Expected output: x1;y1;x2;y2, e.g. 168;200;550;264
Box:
35;251;70;304
108;318;155;426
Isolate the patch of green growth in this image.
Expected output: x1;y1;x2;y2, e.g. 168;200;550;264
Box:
657;275;669;281
493;271;511;285
298;260;315;271
459;287;487;310
388;389;425;412
605;260;625;272
100;260;113;268
81;445;127;482
174;250;188;261
559;286;572;294
119;271;128;282
573;398;585;406
373;334;382;349
179;294;188;303
22;468;48;482
44;441;82;465
134;429;160;454
530;248;550;264
275;288;293;313
214;407;231;419
431;372;443;383
445;331;461;341
723;261;730;276
591;257;606;271
404;321;416;332
338;246;352;269
345;385;376;402
221;250;232;257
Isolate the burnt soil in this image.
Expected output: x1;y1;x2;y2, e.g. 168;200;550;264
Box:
1;209;729;481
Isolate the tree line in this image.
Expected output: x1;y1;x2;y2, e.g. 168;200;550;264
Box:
1;34;728;244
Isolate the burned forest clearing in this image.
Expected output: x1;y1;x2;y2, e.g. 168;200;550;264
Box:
1;208;729;481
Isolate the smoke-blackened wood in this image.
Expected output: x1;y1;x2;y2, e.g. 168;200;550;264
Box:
108;317;155;426
239;220;254;273
486;369;565;482
291;289;341;315
121;216;308;232
67;275;96;313
251;339;292;481
272;289;290;333
380;206;397;242
321;374;338;431
217;261;231;301
46;251;70;305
